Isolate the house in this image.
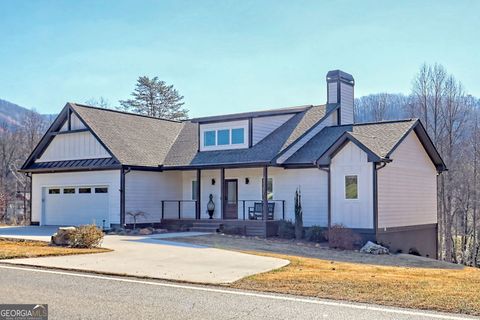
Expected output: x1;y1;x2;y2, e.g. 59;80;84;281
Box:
20;70;446;257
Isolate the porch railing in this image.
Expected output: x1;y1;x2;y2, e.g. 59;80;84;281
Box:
161;200;197;220
239;200;285;221
160;199;286;221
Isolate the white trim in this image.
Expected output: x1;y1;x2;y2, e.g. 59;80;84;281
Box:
199;120;249;151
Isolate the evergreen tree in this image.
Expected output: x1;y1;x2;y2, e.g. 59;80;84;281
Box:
119;76;188;120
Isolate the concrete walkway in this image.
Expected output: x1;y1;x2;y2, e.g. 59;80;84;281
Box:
0;226;289;284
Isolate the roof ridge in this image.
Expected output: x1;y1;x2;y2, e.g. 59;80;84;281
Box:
189;104;317;122
331;118;418;128
70;102;183;123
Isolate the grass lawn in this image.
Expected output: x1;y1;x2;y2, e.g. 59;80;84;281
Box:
0;238;110;259
231;252;480;316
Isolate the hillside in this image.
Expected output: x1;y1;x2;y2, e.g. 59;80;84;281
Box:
0;99;54;130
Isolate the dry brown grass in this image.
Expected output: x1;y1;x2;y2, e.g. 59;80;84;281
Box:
0;238;110;260
232;252;480;316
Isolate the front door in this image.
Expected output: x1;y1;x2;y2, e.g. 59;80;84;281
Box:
223;179;238;219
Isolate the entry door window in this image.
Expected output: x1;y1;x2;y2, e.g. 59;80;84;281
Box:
227;181;237;204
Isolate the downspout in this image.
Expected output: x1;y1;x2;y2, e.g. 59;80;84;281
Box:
318;165;331;229
120;166;131;227
373;161;388;241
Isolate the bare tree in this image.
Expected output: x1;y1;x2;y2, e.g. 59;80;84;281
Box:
85;97;110;109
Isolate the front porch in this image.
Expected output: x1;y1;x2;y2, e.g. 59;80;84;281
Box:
123;166;289;237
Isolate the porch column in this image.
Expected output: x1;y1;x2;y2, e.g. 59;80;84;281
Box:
196;169;201;219
220;168;225;219
262;166;268;220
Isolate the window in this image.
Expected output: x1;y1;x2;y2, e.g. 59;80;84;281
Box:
191;181;198;200
217;129;230;145
261;177;274;200
95;187;108;193
48;188;60;194
79;187;91;194
63;188;75;194
204;130;216;146
202;127;247;148
345;175;358;199
232;128;244;144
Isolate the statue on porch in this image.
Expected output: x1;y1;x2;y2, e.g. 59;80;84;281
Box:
207;194;215;219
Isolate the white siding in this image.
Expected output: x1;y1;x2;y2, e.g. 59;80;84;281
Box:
125;171;183;223
270;167;328;227
36;131;111;162
199;120;249;151
180;167;328;226
277;112;336;164
378;132;437;228
252;114;294;145
327;82;338;103
340;83;354;124
330;142;374;229
59;113;86;132
31;170;121;225
70;113;86;130
182;170;222;219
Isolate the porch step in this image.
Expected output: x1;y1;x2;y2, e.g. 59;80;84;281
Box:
190;222;222;233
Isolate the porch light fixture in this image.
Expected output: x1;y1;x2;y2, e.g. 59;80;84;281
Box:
211;178;216;185
245;178;249;184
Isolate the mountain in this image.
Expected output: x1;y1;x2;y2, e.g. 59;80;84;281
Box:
0;99;54;130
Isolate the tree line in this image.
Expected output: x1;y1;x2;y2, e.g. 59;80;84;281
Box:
355;63;480;266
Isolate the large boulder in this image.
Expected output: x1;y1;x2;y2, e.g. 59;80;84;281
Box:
360;241;390;255
51;227;77;246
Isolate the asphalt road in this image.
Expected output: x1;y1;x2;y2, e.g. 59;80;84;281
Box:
0;265;475;320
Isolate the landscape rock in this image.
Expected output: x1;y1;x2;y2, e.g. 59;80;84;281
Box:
360;241;390;255
138;228;153;235
51;227;77;246
154;228;168;234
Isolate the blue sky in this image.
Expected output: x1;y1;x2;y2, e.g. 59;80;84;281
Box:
0;1;478;117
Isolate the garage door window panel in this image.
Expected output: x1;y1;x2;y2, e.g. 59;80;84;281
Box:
95;187;108;193
48;188;60;194
63;188;75;194
79;187;92;194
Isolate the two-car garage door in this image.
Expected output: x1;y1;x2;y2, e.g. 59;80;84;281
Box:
43;185;109;227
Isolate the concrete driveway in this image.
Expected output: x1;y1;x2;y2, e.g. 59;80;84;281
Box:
0;226;289;284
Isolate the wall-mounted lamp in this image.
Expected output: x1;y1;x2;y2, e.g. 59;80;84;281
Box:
211;178;216;185
245;178;250;184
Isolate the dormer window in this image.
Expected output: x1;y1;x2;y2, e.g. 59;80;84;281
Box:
232;128;244;144
200;120;248;151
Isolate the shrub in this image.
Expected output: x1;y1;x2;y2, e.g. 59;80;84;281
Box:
323;224;361;250
305;226;326;243
221;226;244;235
409;247;421;256
294;187;303;239
277;220;295;239
70;225;104;248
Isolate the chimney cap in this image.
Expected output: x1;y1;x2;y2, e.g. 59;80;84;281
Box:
326;70;354;85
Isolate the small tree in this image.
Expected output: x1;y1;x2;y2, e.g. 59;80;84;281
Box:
294;187;303;239
126;210;147;230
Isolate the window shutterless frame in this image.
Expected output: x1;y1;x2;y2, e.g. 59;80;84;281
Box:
344;175;358;200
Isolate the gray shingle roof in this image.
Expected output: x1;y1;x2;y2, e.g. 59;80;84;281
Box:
284;119;418;165
163;104;330;167
71;103;184;167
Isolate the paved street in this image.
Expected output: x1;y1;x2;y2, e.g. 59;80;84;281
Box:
0;265;475;320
